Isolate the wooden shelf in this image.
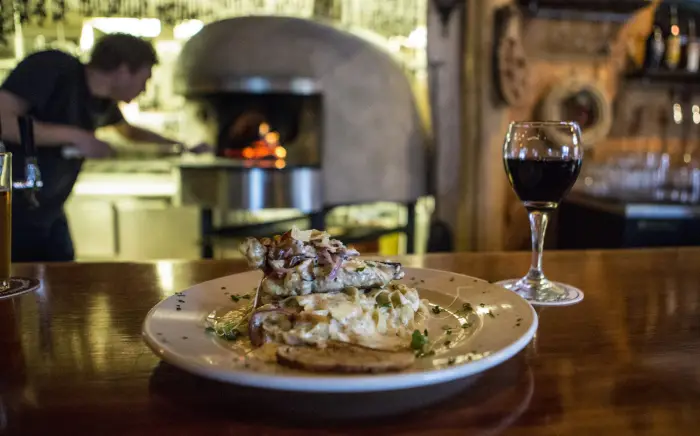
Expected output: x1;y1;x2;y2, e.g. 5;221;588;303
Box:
518;0;651;22
625;70;700;90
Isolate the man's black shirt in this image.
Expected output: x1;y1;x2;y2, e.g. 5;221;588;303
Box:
1;50;123;227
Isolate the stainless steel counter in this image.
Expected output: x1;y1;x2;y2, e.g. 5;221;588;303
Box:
566;192;700;219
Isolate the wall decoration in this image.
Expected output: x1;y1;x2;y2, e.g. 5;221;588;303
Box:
493;5;530;107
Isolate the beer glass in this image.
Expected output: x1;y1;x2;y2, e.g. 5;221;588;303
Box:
0;153;11;290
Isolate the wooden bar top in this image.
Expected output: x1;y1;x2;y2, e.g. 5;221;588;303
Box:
1;248;699;435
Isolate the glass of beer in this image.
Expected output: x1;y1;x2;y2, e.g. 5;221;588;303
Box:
0;153;10;290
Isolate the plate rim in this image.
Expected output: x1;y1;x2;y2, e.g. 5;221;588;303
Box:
142;267;538;393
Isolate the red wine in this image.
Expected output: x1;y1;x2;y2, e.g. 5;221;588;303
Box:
505;157;581;210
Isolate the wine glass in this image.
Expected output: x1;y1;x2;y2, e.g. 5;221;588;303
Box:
495;121;584;306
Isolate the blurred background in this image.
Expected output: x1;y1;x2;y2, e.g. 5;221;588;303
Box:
2;0;698;260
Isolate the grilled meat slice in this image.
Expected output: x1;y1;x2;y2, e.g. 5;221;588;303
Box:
238;228;404;296
262;259;404;296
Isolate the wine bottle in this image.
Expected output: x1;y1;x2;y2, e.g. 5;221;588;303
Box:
667;5;682;70
647;25;666;70
687;18;700;72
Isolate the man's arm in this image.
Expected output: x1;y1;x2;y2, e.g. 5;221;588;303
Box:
112;121;183;153
112;121;212;154
0;90;88;146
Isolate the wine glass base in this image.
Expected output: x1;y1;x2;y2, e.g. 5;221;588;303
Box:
494;279;584;307
0;277;41;300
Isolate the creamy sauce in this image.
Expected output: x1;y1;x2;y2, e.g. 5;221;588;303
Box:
261;285;430;351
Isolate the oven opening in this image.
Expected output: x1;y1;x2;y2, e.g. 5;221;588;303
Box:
215;92;320;168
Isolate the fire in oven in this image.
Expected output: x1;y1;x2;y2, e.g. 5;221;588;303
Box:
211;92;322;168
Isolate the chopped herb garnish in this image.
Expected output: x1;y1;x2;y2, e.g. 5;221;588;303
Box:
411;329;429;350
410;277;416;281
176;307;181;311
356;267;366;272
205;327;215;333
479;303;485;307
424;329;429;336
379;302;392;309
516;318;523;322
431;305;442;314
445;329;452;335
241;294;251;300
230;295;241;302
488;311;496;318
462;323;471;329
447;357;456;365
460;303;474;313
449;277;455;282
444;340;451;346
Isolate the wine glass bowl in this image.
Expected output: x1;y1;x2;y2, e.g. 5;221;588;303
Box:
496;121;584;306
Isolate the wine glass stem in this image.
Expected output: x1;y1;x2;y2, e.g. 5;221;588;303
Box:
526;210;549;283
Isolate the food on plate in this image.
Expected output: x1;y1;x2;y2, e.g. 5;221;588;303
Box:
276;343;416;373
207;227;432;374
239;227;405;296
248;283;430;351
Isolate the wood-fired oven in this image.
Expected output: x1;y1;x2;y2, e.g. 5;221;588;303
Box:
173;16;427;256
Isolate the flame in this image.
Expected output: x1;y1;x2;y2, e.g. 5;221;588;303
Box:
232;122;287;162
264;131;279;144
274;146;287;159
242;147;254;159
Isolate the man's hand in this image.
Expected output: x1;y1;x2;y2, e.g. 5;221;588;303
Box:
71;130;115;158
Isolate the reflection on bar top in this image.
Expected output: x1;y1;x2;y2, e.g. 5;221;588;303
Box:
566;192;700;219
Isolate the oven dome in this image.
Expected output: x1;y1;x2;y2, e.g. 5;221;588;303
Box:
175;16;426;205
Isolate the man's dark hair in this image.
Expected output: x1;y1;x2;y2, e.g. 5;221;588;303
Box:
88;33;158;72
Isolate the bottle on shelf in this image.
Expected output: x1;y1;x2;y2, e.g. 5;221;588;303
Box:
666;5;682;70
647;25;666;70
687;18;700;73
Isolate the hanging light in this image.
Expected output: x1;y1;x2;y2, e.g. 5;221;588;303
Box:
174;20;204;40
89;18;162;38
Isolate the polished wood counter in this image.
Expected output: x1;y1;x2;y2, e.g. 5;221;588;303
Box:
1;249;699;435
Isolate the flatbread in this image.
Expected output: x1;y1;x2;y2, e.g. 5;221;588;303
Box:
276;344;416;374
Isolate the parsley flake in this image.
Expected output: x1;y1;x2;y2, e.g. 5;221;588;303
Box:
431;305;442;314
411;329;429;350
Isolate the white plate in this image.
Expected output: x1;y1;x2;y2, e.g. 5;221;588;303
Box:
142;266;538;393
